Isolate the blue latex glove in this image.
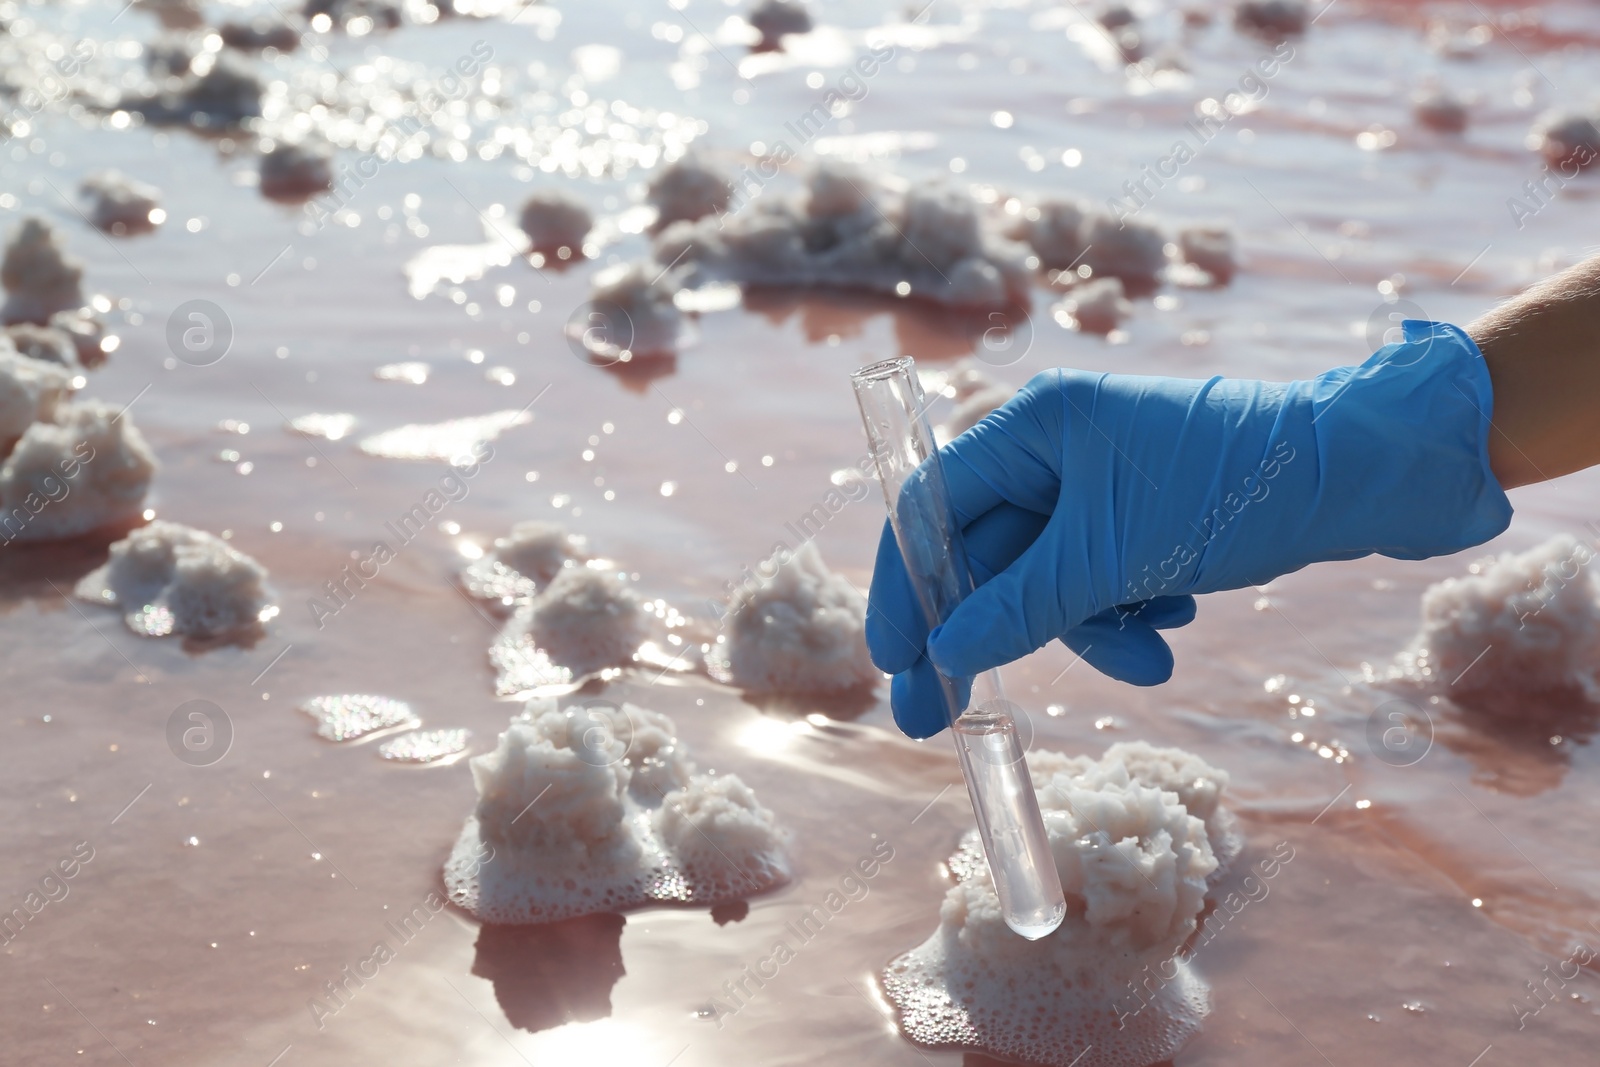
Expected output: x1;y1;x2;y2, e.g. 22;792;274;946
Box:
867;321;1513;738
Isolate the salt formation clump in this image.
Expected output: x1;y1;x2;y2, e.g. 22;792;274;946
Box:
518;189;593;255
0;347;71;447
647;156;734;227
1178;224;1238;284
655;163;1030;311
1393;534;1600;701
259;142;334;201
1530;111;1600;172
748;0;812;48
1014;199;1174;286
1;218;84;326
1414;88;1469;134
443;697;792;923
714;542;878;696
4;325;81;370
493;567;649;688
582;262;685;357
46;311;108;367
883;742;1234;1067
219;18;302;52
937;364;1013;442
462;520;588;604
303;0;404;31
0;401;156;542
1233;0;1309;37
76;520;277;638
130;52;265;127
80;172;164;236
1054;277;1131;334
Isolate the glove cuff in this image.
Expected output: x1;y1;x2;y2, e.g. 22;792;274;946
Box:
1304;319;1513;561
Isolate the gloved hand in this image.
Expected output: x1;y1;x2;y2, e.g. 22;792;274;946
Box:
867;321;1513;738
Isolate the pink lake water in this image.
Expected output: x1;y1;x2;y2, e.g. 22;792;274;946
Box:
5;0;1600;1064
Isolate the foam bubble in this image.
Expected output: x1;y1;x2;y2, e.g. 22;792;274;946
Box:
76;520;276;638
1393;533;1600;701
883;742;1234;1067
444;698;791;923
712;542;878;696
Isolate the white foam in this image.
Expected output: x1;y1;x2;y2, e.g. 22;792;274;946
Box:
518;189;593;253
461;520;589;604
654;162;1030;311
647;155;734;226
1393;534;1600;700
80;171;163;235
443;698;791;923
76;520;277;638
0;401;157;542
1;217;84;326
883;742;1234;1067
714;542;878;695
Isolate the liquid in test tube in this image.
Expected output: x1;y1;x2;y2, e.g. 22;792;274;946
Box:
852;356;1066;940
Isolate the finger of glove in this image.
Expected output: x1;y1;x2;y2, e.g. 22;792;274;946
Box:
962;502;1050;586
890;655;972;740
939;386;1063;524
1107;594;1197;631
1059;613;1176;686
927;521;1087;678
865;519;926;674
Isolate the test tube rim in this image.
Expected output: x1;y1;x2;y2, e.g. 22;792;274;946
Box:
850;355;919;389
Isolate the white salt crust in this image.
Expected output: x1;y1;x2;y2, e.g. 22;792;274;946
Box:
490;567;649;691
0;401;157;542
0;347;71;445
76;520;276;638
1393;534;1600;700
883;742;1235;1067
1054;276;1131;334
1;217;84;325
443;698;791;923
646;155;734;226
461;520;589;605
518;189;593;253
653;163;1031;311
4;324;81;370
714;542;878;695
80;171;163;234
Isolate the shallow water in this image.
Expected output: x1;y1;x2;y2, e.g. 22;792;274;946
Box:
6;0;1600;1063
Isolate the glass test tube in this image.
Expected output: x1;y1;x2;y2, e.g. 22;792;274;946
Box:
851;356;1066;941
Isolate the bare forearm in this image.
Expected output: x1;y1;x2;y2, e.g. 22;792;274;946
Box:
1470;254;1600;490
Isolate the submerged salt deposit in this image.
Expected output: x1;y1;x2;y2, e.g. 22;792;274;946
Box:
80;171;164;235
1393;534;1600;701
654;163;1030;311
462;520;588;605
713;542;878;696
443;697;791;923
1;218;84;326
76;520;277;638
748;0;812;48
259;142;335;201
0;401;157;542
883;742;1235;1067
